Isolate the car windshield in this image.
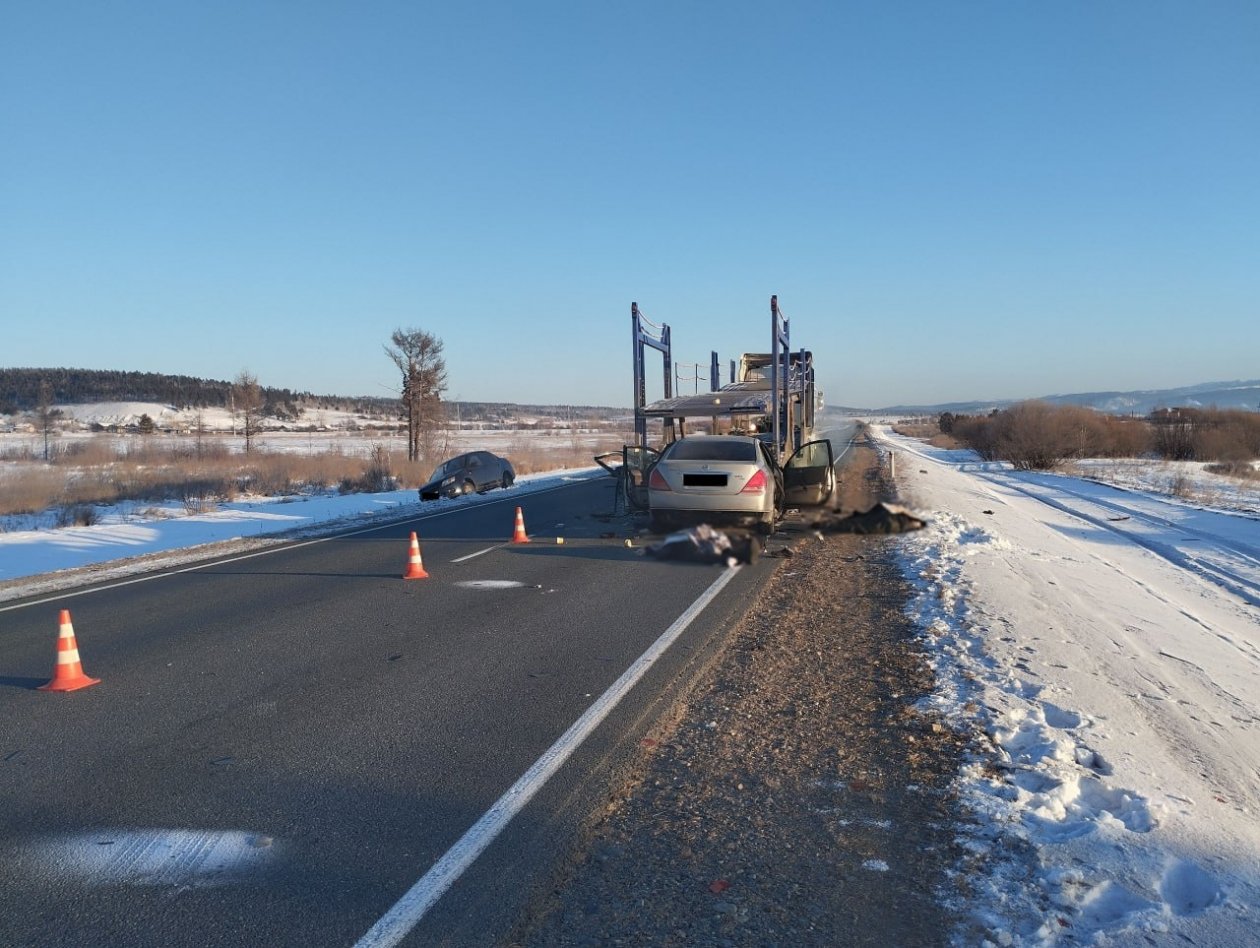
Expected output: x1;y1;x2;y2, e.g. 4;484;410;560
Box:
666;439;757;462
430;458;460;480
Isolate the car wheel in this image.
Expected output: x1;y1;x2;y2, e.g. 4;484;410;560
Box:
501;473;513;489
463;479;476;496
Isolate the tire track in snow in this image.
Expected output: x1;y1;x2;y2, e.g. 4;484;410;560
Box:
878;430;1260;611
974;471;1260;610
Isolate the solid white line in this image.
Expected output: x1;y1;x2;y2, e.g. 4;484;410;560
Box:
0;535;337;614
450;545;500;564
0;480;594;614
353;566;742;948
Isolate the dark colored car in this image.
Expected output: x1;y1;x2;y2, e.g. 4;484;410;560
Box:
418;451;515;501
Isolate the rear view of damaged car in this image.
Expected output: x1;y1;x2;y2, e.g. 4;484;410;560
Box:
648;436;777;533
646;435;835;533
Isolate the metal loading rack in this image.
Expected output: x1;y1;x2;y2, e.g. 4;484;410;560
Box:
630;295;820;461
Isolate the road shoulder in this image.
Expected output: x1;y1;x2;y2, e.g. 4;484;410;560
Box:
510;443;974;946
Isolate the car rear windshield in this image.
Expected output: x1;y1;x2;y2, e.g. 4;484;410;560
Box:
666;440;757;462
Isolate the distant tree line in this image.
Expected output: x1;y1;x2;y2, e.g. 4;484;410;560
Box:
0;367;626;424
941;403;1260;470
0;368;394;419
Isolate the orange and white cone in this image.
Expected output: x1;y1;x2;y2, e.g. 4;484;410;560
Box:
510;506;531;544
38;609;101;692
403;531;430;579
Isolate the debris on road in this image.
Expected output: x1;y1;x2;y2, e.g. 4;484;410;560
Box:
809;502;927;535
643;525;759;566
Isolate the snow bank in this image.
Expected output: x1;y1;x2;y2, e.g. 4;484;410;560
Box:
877;428;1260;945
0;468;604;597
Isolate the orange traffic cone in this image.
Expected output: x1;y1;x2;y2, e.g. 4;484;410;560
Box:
38;609;101;692
403;531;430;579
510;506;531;544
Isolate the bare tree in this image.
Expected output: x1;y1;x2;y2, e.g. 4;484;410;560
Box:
232;370;265;454
193;407;209;460
990;401;1085;470
1150;408;1196;461
36;380;62;462
384;328;448;462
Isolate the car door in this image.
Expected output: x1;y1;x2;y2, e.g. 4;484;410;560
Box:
459;453;482;490
622;445;661;511
472;452;497;491
782;439;835;508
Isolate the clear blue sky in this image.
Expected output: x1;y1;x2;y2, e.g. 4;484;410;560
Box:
2;1;1257;409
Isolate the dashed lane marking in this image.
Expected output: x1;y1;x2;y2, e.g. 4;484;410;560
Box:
0;480;595;613
451;546;500;563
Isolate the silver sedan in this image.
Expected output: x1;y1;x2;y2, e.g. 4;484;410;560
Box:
647;435;835;533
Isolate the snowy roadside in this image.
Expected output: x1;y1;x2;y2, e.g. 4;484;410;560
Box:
0;468;604;603
872;427;1260;945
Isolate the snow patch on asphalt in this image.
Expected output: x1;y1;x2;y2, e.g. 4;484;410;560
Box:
28;828;279;887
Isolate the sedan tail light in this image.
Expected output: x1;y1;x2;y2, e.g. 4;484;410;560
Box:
648;468;672;491
739;470;768;494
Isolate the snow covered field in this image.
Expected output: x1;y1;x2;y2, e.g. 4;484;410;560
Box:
0;411;623;462
0;428;616;469
875;426;1260;945
0;468;604;597
0;403;624;593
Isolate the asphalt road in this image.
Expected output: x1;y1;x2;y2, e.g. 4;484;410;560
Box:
0;474;777;947
1;421;860;947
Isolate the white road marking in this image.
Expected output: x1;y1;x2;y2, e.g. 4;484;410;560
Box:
820;425;858;469
451;546;500;563
353;566;742;948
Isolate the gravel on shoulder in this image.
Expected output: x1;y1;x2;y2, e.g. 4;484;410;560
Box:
510;441;978;947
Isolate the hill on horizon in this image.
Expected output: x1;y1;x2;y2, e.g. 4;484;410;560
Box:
0;367;623;424
828;379;1260;417
5;368;1257;426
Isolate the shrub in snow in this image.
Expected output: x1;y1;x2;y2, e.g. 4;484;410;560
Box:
55;504;99;528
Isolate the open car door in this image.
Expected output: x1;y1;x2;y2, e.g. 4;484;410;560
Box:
622;445;660;511
596;445;661;512
782;439;835;509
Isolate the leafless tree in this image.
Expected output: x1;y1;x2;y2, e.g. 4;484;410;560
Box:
36;380;62;461
384;328;448;462
193;407;209;460
233;370;265;454
991;401;1077;470
1150;408;1196;461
